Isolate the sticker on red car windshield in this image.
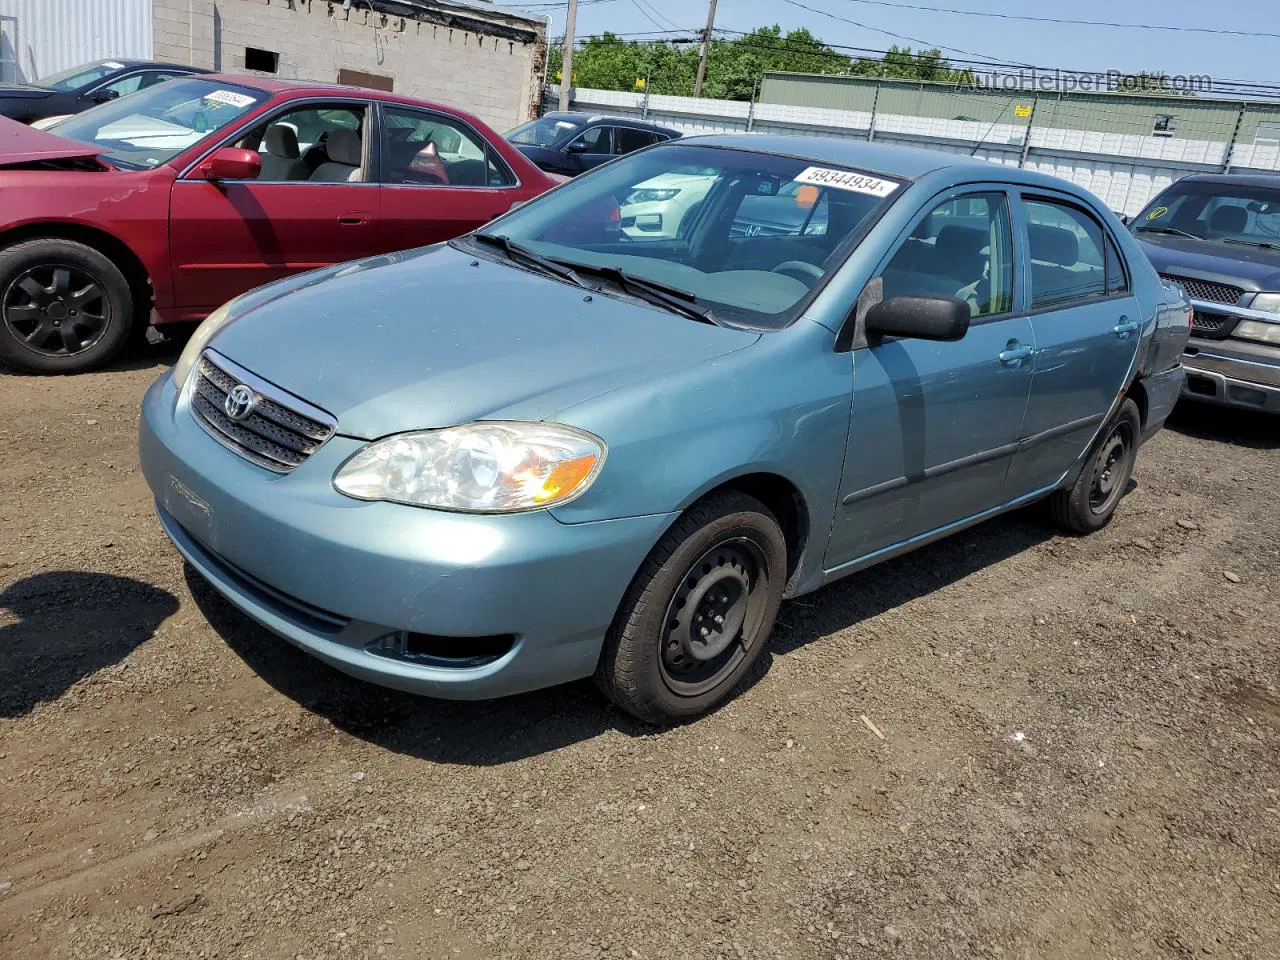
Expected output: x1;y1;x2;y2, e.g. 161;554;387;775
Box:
794;167;898;197
203;89;256;109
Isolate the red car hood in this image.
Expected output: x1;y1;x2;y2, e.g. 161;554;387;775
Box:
0;115;100;166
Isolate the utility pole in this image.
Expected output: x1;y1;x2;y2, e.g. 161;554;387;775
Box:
693;0;718;99
558;0;578;111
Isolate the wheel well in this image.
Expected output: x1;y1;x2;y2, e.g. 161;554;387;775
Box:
0;224;153;317
709;473;809;585
1125;378;1149;428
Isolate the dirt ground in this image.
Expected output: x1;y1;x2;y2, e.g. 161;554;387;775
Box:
1;344;1277;960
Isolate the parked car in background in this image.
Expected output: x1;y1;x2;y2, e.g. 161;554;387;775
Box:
0;59;208;123
140;136;1188;725
506;111;680;177
1130;173;1280;413
0;74;553;373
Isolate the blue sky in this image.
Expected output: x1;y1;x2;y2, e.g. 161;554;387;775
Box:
497;0;1277;88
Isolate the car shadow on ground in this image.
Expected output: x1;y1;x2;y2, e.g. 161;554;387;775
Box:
0;571;180;718
187;506;1060;765
1166;401;1278;450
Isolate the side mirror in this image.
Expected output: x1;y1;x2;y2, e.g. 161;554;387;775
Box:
865;295;971;342
1118;213;1131;225
192;146;262;181
91;89;120;104
564;141;588;154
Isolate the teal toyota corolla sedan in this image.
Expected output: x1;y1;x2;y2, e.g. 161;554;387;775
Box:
140;136;1191;724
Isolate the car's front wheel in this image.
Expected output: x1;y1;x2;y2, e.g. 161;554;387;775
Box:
0;239;134;374
596;491;787;725
1050;398;1141;534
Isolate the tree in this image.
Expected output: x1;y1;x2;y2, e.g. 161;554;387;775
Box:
851;45;973;84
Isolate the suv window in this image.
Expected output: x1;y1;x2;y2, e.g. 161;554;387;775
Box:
879;192;1014;317
1025;199;1106;308
567;125;611;154
381;106;513;187
614;127;657;155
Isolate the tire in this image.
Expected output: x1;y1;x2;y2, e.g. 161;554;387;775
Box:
0;239;134;374
1049;398;1141;535
595;491;788;725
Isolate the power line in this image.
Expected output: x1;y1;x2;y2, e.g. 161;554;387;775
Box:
835;0;1280;42
782;0;1032;68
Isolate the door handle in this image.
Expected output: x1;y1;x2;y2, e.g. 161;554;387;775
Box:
337;212;369;225
998;341;1034;366
1112;318;1139;339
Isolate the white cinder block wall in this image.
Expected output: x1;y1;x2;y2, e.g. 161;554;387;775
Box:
152;0;546;131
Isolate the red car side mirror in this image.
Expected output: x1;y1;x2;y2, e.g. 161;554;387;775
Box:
193;146;261;181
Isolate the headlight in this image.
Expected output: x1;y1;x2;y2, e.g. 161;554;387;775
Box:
1250;292;1280;314
333;421;606;513
1233;319;1280;345
624;188;679;205
172;300;236;388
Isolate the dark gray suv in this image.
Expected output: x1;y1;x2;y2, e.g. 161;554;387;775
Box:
1131;174;1280;413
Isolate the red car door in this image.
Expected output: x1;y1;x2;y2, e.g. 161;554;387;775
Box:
168;99;381;313
376;104;526;251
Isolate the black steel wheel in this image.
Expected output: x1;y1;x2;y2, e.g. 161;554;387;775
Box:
596;490;787;725
1050;398;1142;534
660;539;770;697
0;239;134;374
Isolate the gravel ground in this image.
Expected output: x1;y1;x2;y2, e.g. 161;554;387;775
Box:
1;346;1277;960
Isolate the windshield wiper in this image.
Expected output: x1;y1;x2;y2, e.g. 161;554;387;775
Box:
1137;225;1201;240
470;233;589;288
1222;237;1278;250
550;261;716;325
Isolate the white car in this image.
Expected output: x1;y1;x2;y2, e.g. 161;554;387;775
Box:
619;171;716;239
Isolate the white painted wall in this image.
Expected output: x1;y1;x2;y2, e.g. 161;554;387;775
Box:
0;0;153;83
552;85;1280;216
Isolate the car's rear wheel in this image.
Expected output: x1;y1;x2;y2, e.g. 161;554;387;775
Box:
0;239;133;374
595;491;787;725
1050;398;1141;534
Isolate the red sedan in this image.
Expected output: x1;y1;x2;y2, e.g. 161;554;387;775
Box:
0;74;554;373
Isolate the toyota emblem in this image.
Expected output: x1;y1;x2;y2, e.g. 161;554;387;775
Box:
223;384;258;422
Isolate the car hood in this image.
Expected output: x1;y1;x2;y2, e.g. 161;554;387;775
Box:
0;115;100;164
0;84;53;99
210;244;760;440
1135;232;1280;289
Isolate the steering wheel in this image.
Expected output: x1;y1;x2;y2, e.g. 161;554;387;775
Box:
772;260;824;285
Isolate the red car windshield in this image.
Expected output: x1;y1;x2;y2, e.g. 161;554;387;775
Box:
49;77;268;170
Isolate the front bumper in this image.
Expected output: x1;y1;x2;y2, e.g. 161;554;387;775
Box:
1182;337;1280;413
139;373;676;700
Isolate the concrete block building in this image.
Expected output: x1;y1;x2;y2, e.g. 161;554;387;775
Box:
0;0;548;131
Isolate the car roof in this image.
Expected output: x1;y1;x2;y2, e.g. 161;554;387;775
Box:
680;134;1008;179
193;73;487;119
537;111;681;135
1176;172;1280;189
105;59;206;71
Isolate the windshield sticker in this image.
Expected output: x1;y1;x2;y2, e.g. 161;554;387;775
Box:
103;61;125;69
1146;205;1169;221
203;89;255;109
795;167;898;197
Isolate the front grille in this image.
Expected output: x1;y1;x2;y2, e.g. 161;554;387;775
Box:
190;351;336;473
1191;312;1229;333
1161;274;1244;306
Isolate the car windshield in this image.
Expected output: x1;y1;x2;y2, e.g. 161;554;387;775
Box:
1135;181;1280;248
38;60;122;92
50;77;267;170
507;116;584;147
462;143;901;328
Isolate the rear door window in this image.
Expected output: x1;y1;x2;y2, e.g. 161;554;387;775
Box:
1024;199;1107;309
